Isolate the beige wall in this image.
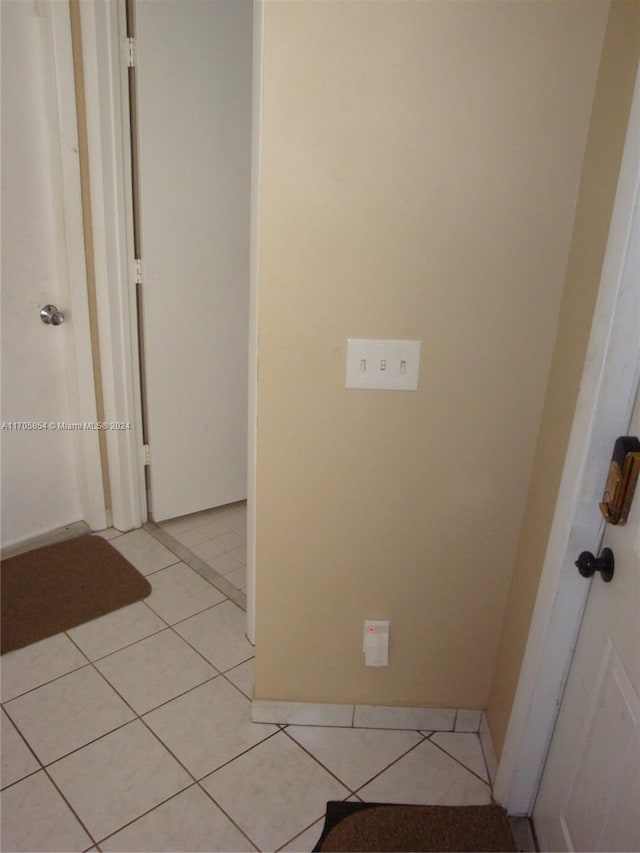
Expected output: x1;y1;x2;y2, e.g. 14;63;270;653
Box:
254;1;608;708
487;0;640;758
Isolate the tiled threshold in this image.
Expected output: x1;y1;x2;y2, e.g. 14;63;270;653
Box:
145;520;247;613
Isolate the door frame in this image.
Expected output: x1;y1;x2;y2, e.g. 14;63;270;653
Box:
75;0;147;533
494;64;640;815
47;0;108;532
247;0;264;644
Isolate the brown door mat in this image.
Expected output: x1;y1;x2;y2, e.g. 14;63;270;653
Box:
1;534;151;654
314;802;517;852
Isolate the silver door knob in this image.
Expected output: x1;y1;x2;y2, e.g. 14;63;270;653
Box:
40;304;64;326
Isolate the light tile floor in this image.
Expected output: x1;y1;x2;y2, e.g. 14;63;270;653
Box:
158;502;248;594
1;512;496;853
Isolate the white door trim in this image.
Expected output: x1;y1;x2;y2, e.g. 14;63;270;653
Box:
48;0;107;531
77;0;147;532
494;64;640;815
247;0;264;645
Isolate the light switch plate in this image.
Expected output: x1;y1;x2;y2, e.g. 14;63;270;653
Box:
346;339;421;391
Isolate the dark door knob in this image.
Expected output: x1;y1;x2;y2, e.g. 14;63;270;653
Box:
575;547;614;583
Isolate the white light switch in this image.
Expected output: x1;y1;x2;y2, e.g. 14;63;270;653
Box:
363;619;390;667
346;339;421;390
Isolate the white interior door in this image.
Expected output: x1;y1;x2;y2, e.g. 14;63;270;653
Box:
134;0;253;521
532;209;640;849
2;1;84;548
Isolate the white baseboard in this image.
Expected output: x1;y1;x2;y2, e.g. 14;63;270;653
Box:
252;700;483;733
1;521;90;560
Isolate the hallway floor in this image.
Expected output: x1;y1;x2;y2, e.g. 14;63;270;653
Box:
1;513;495;852
157;502;248;596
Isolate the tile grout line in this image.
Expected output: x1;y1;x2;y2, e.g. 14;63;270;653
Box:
349;735;430;797
1;630;95;704
475;720;495;792
0;763;42;794
275;812;330;853
92;782;196;850
280;727;358;796
195;781;262;852
41;763;100;850
157;504;245;539
149;596;235;631
193;727;283;782
94;780;259;853
218;663;256;702
171;510;247;561
168;507;246;532
281;725;430;803
426;732;492;788
139;558;184;577
69;620;169;665
274;784;364;853
1;707;46;791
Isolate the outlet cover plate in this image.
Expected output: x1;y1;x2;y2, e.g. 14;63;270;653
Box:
346;339;421;391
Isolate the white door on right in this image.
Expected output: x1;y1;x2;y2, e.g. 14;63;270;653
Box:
533;379;640;851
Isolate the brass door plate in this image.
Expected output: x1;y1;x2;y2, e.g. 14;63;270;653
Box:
599;437;640;525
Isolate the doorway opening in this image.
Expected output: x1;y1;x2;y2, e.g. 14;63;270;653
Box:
117;0;254;608
122;0;253;550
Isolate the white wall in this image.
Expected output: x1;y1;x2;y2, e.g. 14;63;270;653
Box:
1;0;82;548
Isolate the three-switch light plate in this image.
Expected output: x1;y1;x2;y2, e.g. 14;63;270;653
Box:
346;339;421;391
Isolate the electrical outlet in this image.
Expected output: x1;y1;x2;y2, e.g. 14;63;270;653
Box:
346;339;421;390
363;619;390;666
